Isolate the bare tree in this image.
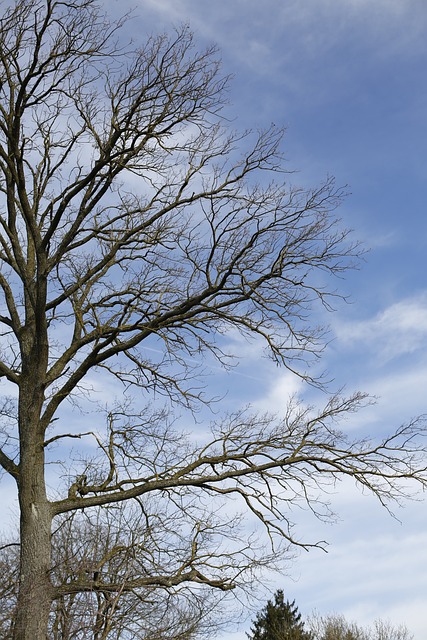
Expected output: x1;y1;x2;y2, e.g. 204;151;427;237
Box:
48;506;228;640
309;614;370;640
308;613;413;640
0;508;221;639
0;1;426;638
372;619;413;640
0;540;18;639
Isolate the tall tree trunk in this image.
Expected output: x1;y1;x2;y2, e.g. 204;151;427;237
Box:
13;365;53;639
14;480;53;639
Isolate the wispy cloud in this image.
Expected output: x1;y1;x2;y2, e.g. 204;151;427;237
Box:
252;370;304;414
138;0;427;73
334;292;427;362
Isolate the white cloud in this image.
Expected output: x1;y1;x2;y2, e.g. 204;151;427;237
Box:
369;366;427;419
334;292;427;362
136;0;427;71
291;520;427;636
214;480;427;638
252;370;304;414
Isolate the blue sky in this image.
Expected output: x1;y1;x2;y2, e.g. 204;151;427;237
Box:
118;1;427;638
1;1;426;638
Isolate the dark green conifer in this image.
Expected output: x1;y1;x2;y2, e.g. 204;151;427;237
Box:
248;590;313;640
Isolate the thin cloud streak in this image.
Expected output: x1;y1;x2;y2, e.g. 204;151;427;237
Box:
334;292;427;362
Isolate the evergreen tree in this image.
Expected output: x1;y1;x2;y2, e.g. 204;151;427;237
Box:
248;591;313;640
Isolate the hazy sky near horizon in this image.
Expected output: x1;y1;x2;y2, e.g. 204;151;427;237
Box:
118;1;427;638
